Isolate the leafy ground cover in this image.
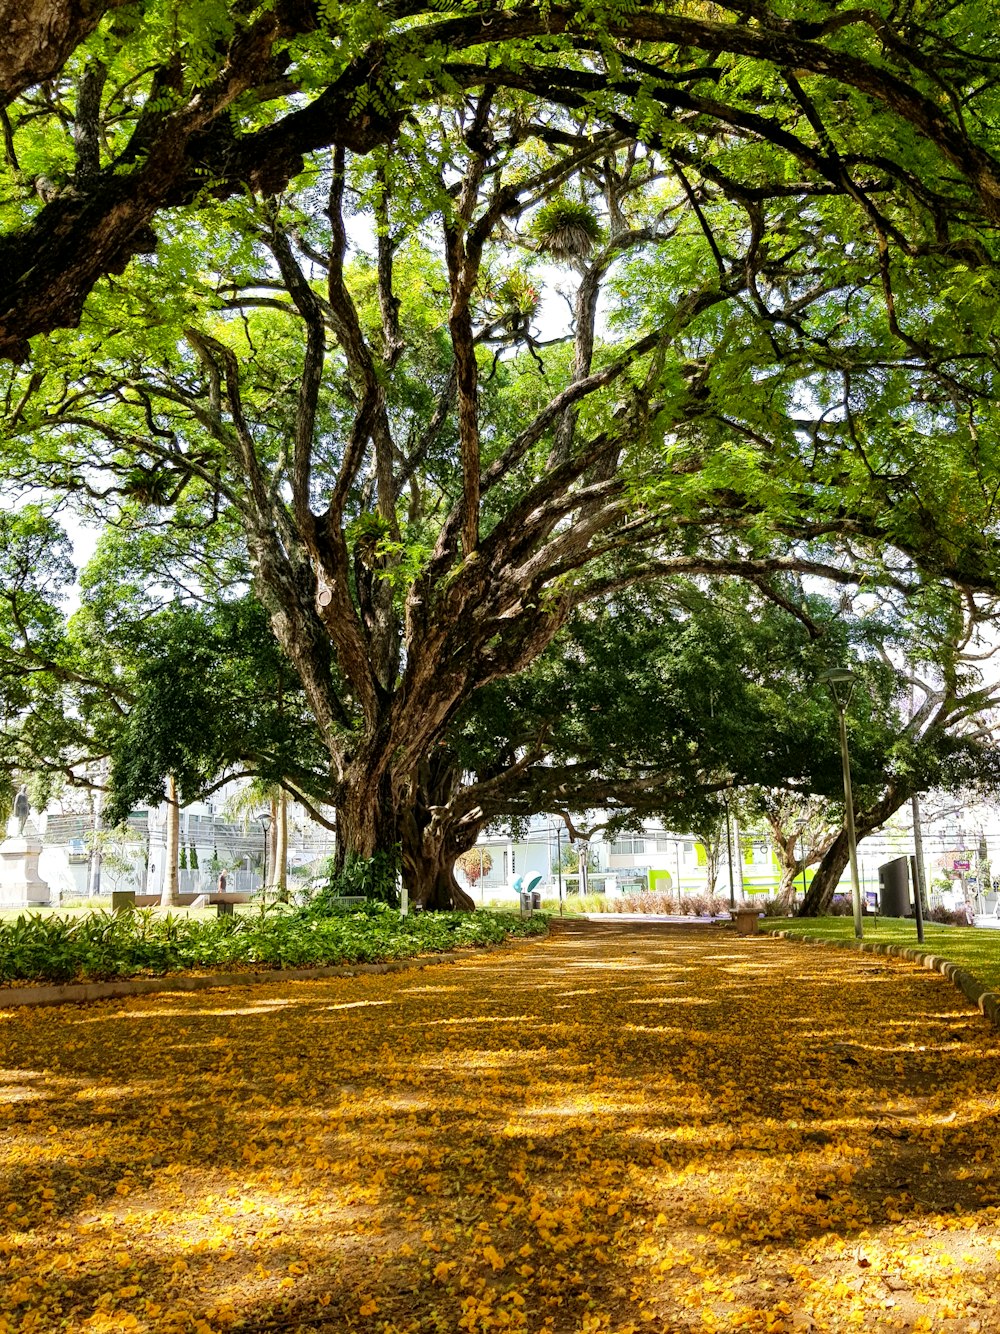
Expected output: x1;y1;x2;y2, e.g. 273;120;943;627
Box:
0;906;547;987
763;917;1000;994
1;920;998;1333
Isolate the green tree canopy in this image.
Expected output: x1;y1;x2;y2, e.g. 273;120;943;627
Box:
3;2;1000;359
5;14;1000;903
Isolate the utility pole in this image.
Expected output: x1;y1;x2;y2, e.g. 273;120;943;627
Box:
556;826;564;916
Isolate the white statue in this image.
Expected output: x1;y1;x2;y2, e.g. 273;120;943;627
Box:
1;784;49;905
13;785;29;834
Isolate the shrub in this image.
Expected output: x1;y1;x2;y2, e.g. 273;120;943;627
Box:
757;897;793;918
927;904;974;926
617;892;672;913
302;848;402;913
679;893;732;917
577;891;731;916
0;904;548;987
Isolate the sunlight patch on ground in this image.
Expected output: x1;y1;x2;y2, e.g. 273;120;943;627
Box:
1;925;998;1332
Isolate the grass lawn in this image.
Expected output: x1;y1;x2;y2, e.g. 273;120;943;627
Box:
762;915;1000;993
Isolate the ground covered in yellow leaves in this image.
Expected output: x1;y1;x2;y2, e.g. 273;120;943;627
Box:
2;920;999;1334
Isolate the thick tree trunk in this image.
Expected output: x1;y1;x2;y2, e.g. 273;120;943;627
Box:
799;831;851;916
0;0;124;107
406;855;474;912
776;861;806;911
699;831;722;896
797;780;912;917
770;828;804;911
331;745;478;910
161;775;180;908
398;773;475;912
336;763;398;868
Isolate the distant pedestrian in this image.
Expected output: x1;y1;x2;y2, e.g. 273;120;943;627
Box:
217;869;227;895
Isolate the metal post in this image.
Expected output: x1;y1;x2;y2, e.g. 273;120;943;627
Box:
725;799;736;909
479;845;484;907
88;783;103;898
909;855;924;944
836;705;864;939
258;812;271;893
556;826;564;917
911;793;928;942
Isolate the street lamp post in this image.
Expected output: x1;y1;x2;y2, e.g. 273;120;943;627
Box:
258;811;272;893
819;668;864;939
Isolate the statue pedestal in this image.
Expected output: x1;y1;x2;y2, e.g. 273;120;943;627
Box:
0;832;51;908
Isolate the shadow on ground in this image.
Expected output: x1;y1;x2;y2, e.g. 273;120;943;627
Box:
1;920;998;1333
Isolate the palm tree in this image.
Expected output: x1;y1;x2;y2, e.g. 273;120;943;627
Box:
222;779;288;894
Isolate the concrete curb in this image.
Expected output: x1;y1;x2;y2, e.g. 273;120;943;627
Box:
767;929;1000;1031
0;929;549;1011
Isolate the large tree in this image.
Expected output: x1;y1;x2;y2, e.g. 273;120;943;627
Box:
6;19;1000;900
0;131;886;898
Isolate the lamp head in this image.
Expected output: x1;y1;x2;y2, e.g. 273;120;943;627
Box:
819;666;857;708
258;811;272;831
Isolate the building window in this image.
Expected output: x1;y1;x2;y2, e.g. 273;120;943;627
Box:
610;836;646;856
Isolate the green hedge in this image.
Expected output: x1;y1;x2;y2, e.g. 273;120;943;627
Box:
0;905;548;987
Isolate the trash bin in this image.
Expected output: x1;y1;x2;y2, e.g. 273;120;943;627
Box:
878;857;910;917
530;890;542;910
520;890;532;914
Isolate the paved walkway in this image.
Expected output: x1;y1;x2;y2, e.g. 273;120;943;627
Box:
2;920;999;1333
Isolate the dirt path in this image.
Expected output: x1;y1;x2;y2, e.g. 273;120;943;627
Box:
2;920;999;1333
